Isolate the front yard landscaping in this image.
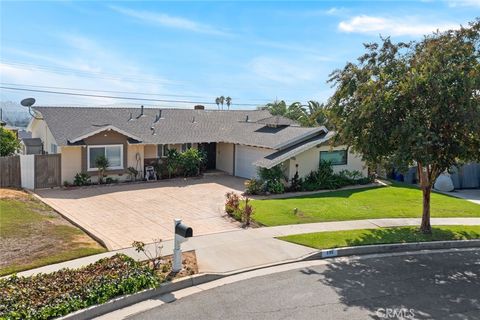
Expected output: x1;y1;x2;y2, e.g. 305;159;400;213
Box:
0;252;197;319
251;183;480;226
279;225;480;249
0;189;106;276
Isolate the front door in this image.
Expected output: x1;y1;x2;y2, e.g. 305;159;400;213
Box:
199;143;216;170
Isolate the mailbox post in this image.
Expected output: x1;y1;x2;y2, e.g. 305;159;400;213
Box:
173;219;193;272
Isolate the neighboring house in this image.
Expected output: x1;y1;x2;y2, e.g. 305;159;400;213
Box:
21;138;44;155
27;105;368;183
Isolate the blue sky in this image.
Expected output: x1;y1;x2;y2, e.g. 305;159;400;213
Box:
0;1;478;109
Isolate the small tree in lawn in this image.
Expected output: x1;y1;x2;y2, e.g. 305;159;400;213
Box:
0;127;20;156
328;20;480;234
94;155;109;184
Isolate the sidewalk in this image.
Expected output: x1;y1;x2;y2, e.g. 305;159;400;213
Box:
16;217;480;277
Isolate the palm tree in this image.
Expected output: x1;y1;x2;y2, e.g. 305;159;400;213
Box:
306;100;329;128
215;97;220;110
265;99;287;116
219;96;225;110
225;96;232;110
285;102;307;123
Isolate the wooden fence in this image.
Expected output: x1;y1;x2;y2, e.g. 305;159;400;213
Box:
0;154;61;189
0;156;21;188
34;154;61;189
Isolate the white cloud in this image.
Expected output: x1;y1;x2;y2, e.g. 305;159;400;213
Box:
249;56;318;84
325;7;348;16
338;15;459;36
446;0;480;7
0;34;184;106
110;5;231;36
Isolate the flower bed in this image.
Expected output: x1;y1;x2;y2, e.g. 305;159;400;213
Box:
1;254;161;319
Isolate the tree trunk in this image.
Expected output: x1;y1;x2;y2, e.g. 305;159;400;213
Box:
420;186;432;234
417;162;433;234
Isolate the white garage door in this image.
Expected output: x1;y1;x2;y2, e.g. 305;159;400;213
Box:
235;145;272;179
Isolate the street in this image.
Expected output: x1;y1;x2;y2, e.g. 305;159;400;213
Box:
129;249;480;320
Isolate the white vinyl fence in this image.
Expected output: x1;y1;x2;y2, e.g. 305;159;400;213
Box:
20;154;35;189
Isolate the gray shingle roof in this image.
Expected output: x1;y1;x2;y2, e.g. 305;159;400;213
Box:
33;106;324;149
254;130;336;168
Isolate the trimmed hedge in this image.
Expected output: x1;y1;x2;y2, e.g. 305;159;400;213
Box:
0;254;159;320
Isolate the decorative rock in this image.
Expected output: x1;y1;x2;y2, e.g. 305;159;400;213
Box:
434;174;454;192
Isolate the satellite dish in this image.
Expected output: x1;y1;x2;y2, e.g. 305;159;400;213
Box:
21;98;36;107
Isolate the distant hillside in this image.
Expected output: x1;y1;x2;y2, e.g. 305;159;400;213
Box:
1;101;31;128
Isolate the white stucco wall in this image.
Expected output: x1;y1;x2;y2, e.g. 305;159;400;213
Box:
287;145;368;180
216;142;234;174
29;118;58;154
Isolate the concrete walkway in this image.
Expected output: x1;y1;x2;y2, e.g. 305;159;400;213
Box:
441;189;480;205
15;217;480;278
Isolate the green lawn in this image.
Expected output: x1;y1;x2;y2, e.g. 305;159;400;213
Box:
251;183;480;226
0;190;106;276
279;225;480;249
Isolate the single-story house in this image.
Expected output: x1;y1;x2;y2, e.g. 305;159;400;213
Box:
27;105;368;183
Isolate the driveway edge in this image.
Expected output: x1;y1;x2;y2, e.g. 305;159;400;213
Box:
26;189;111;250
58;239;480;320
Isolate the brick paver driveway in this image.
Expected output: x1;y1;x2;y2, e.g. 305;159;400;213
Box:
35;175;245;250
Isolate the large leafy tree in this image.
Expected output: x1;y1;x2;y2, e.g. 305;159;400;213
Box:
0;127;20;156
328;20;480;233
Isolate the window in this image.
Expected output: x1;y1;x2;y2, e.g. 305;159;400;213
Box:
158;144;169;157
181;143;192;152
157;144;164;158
320;150;347;165
50;144;58;154
87;145;123;171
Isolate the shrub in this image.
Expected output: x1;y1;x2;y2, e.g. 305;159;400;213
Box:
132;239;163;270
256;165;287;194
180;148;205;177
0;127;20;156
73;172;90;186
127;167;139;181
257;165;284;182
288;171;302;192
105;177;118;184
94;155;109;184
0;254;158;320
244;179;262;195
165;149;181;178
242;197;254;227
266;179;285;194
225;192;240;214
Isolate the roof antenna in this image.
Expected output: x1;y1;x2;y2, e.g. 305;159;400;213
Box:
246;115;249;122
154;110;163;123
136;105;145;119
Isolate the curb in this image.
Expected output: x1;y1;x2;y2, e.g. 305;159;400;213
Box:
58;239;480;320
58;273;222;320
305;239;480;261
